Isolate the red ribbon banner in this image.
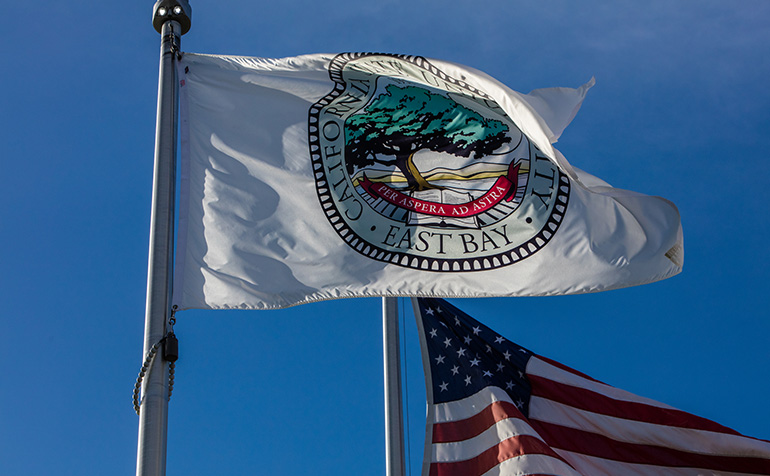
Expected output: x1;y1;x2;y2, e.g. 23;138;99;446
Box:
360;162;520;218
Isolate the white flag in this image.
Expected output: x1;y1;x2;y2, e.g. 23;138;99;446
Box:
174;52;683;310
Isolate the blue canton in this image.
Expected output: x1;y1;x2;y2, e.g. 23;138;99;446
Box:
418;298;533;415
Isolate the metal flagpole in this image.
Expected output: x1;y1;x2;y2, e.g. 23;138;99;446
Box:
136;2;190;476
383;297;406;476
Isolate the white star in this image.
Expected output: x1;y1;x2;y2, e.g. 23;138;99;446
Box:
496;362;505;372
426;308;434;315
519;348;527;353
457;347;467;357
469;357;480;366
450;365;460;375
515;399;524;409
436;307;443;313
506;381;515;390
503;350;511;361
465;375;472;386
518;370;525;379
439;381;449;392
483;370;493;378
495;336;504;344
486;345;493;353
472;326;481;335
463;335;472;345
443;337;452;348
455;317;461;326
429;328;438;338
435;355;445;365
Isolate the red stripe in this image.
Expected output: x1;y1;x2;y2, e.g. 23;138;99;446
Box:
534;355;604;383
529;374;743;435
433;400;524;443
429;434;569;476
530;420;770;475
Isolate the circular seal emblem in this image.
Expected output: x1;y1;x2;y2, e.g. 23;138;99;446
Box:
308;53;569;272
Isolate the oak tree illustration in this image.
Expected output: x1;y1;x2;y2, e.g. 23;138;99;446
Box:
345;84;511;191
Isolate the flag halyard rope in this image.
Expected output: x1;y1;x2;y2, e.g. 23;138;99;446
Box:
133;307;178;415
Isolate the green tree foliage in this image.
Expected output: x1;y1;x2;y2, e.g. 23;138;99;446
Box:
345;84;510;190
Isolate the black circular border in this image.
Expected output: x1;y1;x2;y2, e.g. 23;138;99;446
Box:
308;53;570;272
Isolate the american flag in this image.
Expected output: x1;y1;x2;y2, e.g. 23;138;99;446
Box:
414;297;770;476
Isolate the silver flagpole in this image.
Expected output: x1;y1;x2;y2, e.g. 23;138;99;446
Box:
136;2;190;476
383;297;406;476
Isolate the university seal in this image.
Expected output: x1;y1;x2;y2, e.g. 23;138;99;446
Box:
308;53;569;271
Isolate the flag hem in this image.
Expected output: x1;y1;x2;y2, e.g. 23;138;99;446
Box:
172;264;681;311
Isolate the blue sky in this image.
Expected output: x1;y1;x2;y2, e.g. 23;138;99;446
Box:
1;1;769;475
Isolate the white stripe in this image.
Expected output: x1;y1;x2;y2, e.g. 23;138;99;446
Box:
433;386;513;423
530;397;770;459
432;417;544;462
527;356;676;409
479;453;584;476
555;449;766;476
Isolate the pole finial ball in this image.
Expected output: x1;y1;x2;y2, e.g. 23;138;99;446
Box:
152;0;191;35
